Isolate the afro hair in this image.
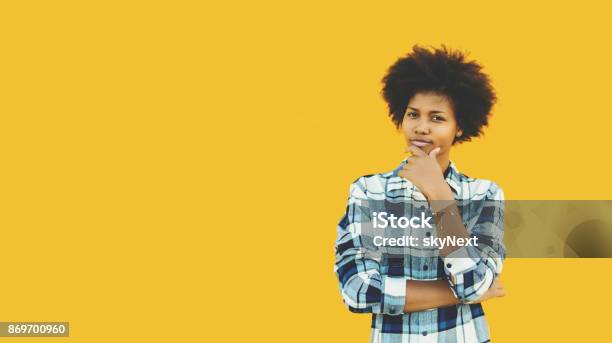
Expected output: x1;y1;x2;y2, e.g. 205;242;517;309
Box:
381;45;497;143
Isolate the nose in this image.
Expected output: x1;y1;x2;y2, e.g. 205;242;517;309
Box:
412;118;430;135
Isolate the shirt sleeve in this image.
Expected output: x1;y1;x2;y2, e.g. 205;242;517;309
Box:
334;177;406;315
442;182;505;303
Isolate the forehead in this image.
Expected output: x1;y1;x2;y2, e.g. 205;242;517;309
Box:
407;92;454;112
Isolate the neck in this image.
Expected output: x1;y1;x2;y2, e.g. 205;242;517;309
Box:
437;153;451;174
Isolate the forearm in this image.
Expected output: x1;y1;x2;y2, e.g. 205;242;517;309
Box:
426;186;471;256
403;280;460;312
425;183;505;302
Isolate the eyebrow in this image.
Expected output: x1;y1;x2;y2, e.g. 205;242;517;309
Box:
406;106;446;114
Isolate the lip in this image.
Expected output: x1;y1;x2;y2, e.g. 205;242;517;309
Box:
410;139;432;147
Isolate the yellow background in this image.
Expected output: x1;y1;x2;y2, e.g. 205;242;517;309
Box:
1;1;611;341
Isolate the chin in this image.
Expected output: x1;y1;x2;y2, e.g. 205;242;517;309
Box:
422;145;436;153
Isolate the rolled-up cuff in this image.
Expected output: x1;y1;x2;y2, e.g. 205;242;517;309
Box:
381;275;406;315
444;246;478;274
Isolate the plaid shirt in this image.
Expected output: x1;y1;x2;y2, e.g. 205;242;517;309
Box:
334;158;505;343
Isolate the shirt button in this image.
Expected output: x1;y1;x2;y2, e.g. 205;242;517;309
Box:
423;264;428;271
422;331;428;336
426;231;431;237
446;263;452;268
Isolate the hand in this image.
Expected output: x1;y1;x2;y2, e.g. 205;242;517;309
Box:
469;278;506;303
398;145;448;198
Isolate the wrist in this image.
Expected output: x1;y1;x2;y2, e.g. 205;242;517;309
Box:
425;182;454;201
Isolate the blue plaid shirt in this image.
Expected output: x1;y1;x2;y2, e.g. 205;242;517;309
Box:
334;159;505;343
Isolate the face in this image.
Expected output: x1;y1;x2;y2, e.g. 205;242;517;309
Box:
401;91;463;157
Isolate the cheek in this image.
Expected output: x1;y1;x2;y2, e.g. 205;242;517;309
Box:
401;122;412;137
435;126;458;145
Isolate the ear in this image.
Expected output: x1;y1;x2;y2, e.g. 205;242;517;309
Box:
456;129;463;138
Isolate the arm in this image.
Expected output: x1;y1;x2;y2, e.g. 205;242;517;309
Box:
335;177;407;315
404;276;506;312
426;183;506;303
400;146;505;304
403;280;459;312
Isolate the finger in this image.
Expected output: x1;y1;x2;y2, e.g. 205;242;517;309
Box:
429;147;441;158
406;145;426;157
398;168;411;179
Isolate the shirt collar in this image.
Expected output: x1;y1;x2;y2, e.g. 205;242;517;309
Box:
392;158;462;195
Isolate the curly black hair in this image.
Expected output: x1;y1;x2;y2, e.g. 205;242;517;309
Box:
381;45;497;143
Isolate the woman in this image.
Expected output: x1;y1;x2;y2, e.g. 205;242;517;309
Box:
334;45;506;343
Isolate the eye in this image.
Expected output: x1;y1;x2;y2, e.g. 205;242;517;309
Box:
406;111;418;119
432;115;445;122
